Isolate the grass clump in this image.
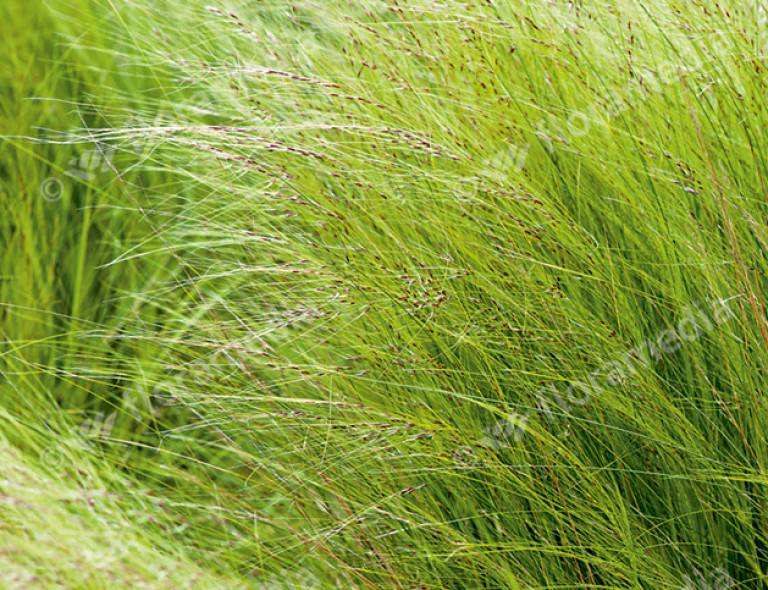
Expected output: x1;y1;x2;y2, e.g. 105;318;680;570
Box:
3;0;768;588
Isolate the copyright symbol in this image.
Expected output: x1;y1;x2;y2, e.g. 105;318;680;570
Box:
40;177;64;202
40;447;65;470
